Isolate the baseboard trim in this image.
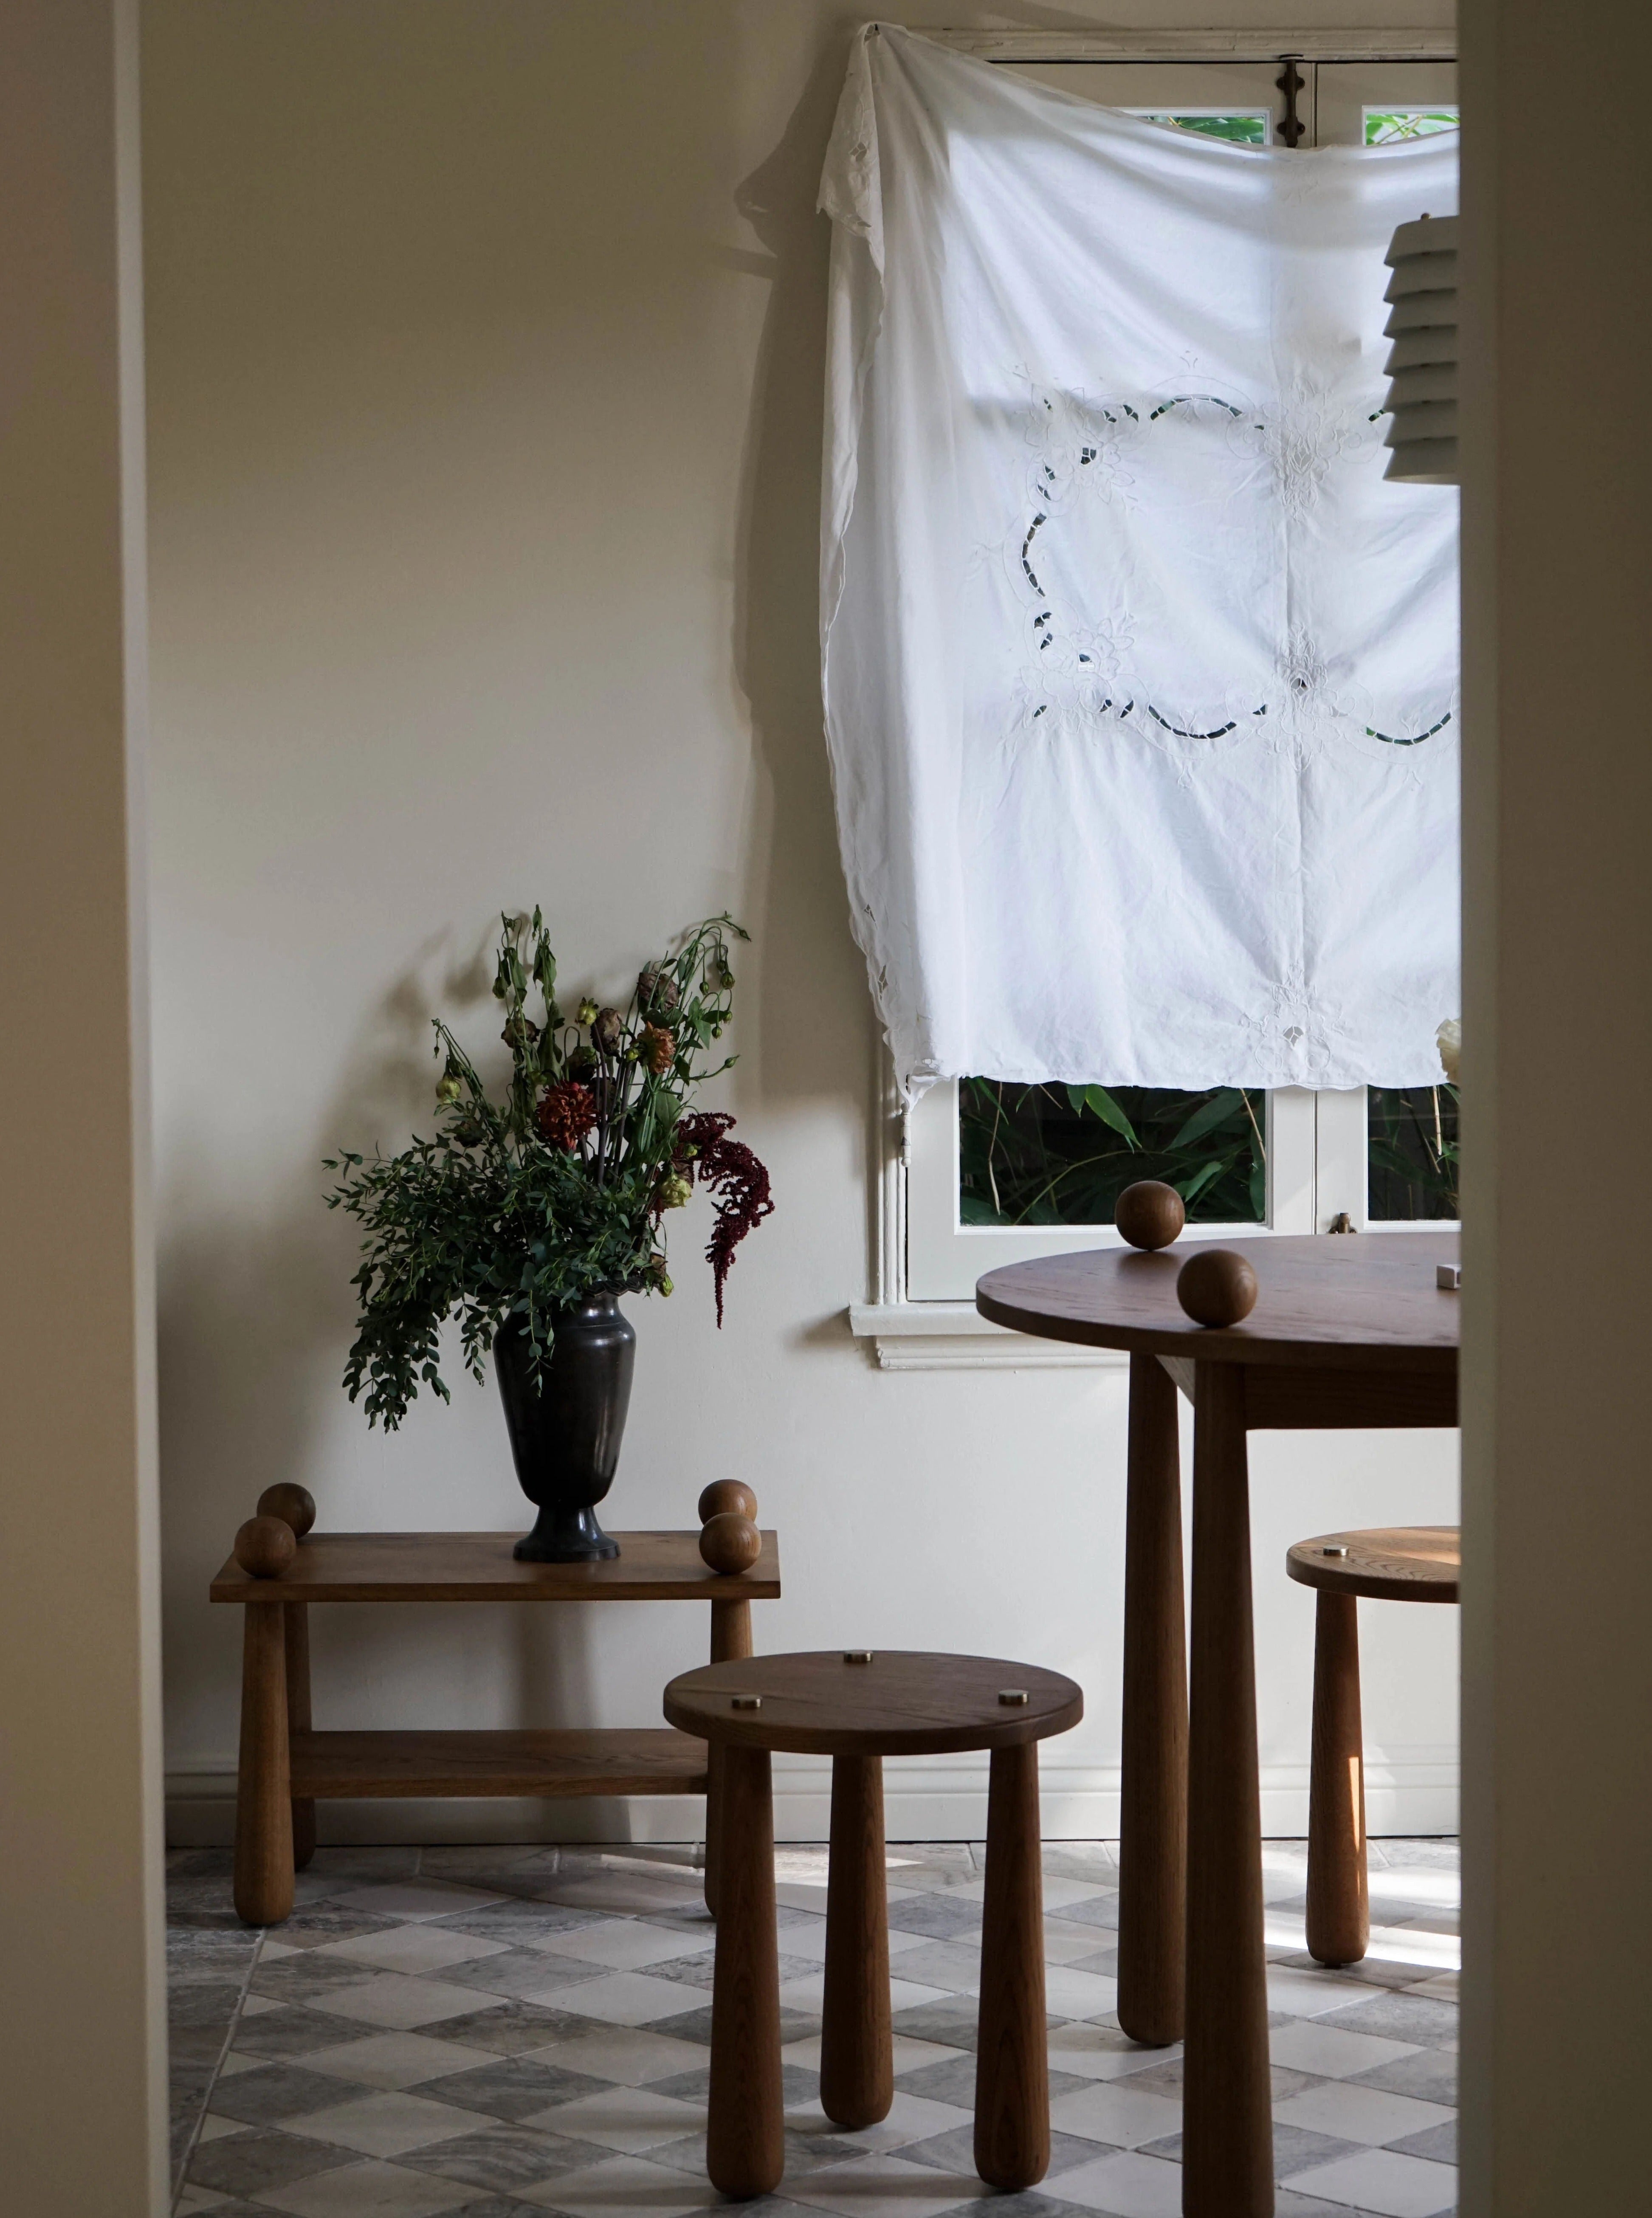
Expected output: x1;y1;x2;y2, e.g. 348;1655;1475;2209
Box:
166;1752;1457;1848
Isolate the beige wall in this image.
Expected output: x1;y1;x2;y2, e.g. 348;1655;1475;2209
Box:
0;3;169;2210
143;0;1459;1850
1457;0;1652;2207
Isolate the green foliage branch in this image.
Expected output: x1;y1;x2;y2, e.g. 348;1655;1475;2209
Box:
326;911;763;1429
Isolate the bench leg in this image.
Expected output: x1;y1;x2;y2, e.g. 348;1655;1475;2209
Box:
285;1601;316;1871
1307;1590;1369;1967
707;1741;783;2198
975;1741;1049;2191
704;1595;753;1917
234;1601;294;1926
821;1752;892;2128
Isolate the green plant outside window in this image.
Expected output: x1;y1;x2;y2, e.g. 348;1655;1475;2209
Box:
960;1081;1266;1229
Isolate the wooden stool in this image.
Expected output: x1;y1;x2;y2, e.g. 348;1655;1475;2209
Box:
664;1649;1083;2201
1287;1527;1460;1967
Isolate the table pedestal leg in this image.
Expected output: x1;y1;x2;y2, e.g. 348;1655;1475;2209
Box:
704;1595;753;1917
1184;1363;1272;2218
234;1601;294;1927
1119;1350;1188;2046
1307;1591;1369;1967
285;1601;316;1871
707;1741;783;2199
975;1742;1050;2192
822;1752;892;2127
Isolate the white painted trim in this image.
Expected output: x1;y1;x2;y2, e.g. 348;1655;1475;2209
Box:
165;1750;1458;1847
926;28;1457;63
849;1302;1129;1370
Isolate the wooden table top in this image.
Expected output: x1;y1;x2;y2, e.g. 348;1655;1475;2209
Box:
978;1230;1460;1371
663;1650;1083;1756
209;1529;781;1604
1287;1525;1460;1604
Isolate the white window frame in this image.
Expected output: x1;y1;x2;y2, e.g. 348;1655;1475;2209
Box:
845;28;1457;1368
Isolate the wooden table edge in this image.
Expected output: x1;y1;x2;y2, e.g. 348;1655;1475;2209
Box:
975;1287;1460;1370
209;1528;783;1602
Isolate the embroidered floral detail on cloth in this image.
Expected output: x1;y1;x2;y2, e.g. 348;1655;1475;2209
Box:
819;26;1460;1095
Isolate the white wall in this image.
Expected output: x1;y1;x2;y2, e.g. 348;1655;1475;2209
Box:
144;0;1459;1845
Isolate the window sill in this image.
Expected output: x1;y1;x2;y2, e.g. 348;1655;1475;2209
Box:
847;1302;1130;1373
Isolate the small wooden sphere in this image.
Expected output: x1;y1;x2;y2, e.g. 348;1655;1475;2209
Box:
1176;1248;1260;1329
698;1480;758;1524
257;1482;316;1539
1115;1179;1187;1252
699;1512;762;1576
234;1514;297;1580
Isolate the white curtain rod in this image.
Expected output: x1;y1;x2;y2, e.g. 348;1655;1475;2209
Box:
923;28;1456;64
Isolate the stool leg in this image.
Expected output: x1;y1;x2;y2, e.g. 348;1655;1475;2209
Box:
821;1753;892;2128
707;1741;783;2198
705;1595;753;1917
974;1741;1049;2192
1307;1590;1369;1967
285;1601;316;1871
234;1601;293;1927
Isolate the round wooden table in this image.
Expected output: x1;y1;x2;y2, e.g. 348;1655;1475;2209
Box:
978;1232;1460;2218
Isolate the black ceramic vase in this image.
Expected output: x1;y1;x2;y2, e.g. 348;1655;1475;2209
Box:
493;1296;634;1562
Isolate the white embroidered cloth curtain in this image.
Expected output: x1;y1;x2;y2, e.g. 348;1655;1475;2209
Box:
819;26;1459;1096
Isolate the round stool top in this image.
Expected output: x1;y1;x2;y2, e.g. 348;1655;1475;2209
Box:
1286;1526;1460;1604
663;1650;1083;1756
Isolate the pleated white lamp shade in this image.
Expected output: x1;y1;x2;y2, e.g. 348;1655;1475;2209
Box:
1382;213;1458;485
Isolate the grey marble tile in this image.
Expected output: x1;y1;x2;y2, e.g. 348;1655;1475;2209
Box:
249;1953;381;2005
889;2000;984;2053
432;1900;610;1945
1319;1991;1460;2050
886;1894;990;1942
169;1978;248;2030
1349;2047;1458;2104
406;2057;613;2123
648;2060;818;2109
186;2125;353;2198
427;2002;606;2056
434;1948;603;2000
1389;2117;1457;2164
656;2002;818;2048
904;2123;1102;2179
209;2062;376;2127
230;2004;375;2060
262;1907;408;1950
1042;1892;1119;1931
397;2123;615;2193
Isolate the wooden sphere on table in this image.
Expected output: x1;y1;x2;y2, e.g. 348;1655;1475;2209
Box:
234;1514;297;1580
699;1512;762;1576
698;1480;758;1524
1176;1248;1259;1328
257;1482;316;1539
1114;1179;1187;1252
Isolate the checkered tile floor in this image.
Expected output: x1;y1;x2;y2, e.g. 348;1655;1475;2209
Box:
168;1838;1458;2218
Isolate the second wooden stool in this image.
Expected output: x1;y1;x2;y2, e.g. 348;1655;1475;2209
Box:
664;1649;1082;2201
1287;1525;1460;1967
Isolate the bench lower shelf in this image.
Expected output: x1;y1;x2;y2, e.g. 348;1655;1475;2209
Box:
288;1727;709;1799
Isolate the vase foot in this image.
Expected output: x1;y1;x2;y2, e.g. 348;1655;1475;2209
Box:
513;1504;621;1563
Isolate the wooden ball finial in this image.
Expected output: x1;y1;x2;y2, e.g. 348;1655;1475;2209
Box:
234;1514;297;1580
257;1482;316;1539
1115;1180;1186;1252
1176;1248;1259;1328
699;1512;762;1576
698;1480;757;1525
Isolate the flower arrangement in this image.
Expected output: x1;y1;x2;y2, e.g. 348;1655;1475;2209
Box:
327;911;772;1429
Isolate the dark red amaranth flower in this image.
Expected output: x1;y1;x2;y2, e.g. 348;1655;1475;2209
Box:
536;1079;597;1152
674;1110;774;1325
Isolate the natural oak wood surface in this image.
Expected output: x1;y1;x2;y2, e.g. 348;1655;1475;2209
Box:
287;1727;709;1798
210;1528;781;1604
1306;1591;1369;1968
974;1742;1052;2191
703;1593;754;1917
820;1753;893;2129
284;1603;316;1869
664;1651;1083;1757
707;1743;784;2198
1287;1525;1461;1604
234;1603;293;1927
978;1230;1461;1369
1183;1364;1273;2218
1116;1352;1187;2048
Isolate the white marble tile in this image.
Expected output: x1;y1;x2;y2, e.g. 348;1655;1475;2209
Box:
254;2156;474;2216
1283;2146;1458;2215
1266;1964;1383;2018
1051;2148;1187;2216
307;1973;505;2029
1042;1964;1120;2020
786;2152;987;2218
527;2027;711;2085
282;2088;480;2157
1267;2018;1423;2079
316;1925;511;1976
778;1972;950;2016
331;1881;506;1922
299;2031;496;2089
784;2032;963;2075
1272;2078;1456;2148
1048;2022;1181;2082
514;2153;723;2215
194;2113;249;2142
523;2084;706;2153
545;1919;718;1971
1049;2078;1183;2148
537;1969;714;2024
787;2089;974;2152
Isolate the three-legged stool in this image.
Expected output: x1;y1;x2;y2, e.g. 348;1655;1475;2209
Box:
663;1649;1083;2201
1287;1526;1460;1967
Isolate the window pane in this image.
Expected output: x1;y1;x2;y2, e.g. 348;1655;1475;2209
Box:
1137;111;1270;144
1364;107;1459;143
1367;1085;1459;1220
959;1080;1266;1228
